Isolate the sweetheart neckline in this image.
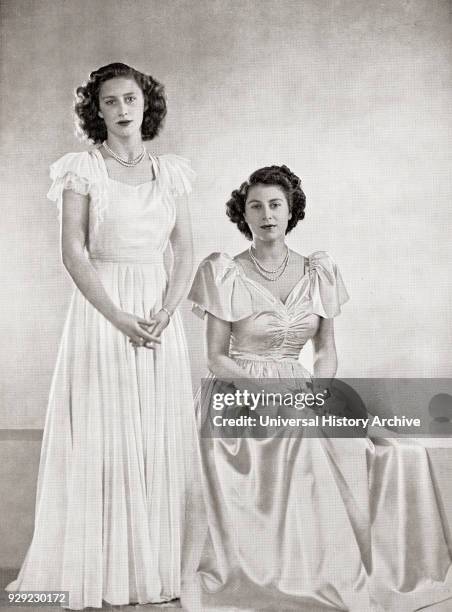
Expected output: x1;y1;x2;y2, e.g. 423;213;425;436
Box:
234;259;310;308
94;148;159;188
107;176;156;189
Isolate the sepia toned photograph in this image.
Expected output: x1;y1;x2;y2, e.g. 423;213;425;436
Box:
1;1;451;610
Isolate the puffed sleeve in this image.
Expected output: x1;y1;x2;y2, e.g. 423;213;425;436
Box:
47;151;107;225
188;253;254;322
48;151;93;204
308;251;349;318
157;153;196;197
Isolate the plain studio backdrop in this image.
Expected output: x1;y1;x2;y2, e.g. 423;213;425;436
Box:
0;0;451;578
1;1;452;432
0;0;451;430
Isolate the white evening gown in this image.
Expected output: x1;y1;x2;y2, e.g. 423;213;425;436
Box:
7;148;196;609
183;251;452;612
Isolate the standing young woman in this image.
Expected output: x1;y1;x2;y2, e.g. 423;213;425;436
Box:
7;63;195;608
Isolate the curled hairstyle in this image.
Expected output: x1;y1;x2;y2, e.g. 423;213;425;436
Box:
226;165;306;240
74;62;167;143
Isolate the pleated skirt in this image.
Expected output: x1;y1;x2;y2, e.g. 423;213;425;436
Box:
7;260;196;609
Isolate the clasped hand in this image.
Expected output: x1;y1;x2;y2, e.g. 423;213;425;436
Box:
115;309;170;350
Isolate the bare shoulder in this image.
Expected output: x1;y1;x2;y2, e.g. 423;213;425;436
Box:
288;250;307;275
289;249;306;266
233;250;250;264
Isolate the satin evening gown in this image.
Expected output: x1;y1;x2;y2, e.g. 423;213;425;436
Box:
185;251;452;612
7;149;196;609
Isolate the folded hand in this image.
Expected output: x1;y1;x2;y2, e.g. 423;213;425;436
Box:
130;309;171;350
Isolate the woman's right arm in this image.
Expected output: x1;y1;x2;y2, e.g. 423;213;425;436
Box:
205;313;246;378
61;189;160;346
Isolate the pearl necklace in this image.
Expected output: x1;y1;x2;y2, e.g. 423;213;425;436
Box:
102;141;146;167
248;246;290;281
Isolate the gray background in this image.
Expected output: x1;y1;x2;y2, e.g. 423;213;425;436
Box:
0;0;451;569
1;0;452;427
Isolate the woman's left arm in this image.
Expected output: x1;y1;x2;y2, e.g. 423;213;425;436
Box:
312;317;338;384
149;195;194;338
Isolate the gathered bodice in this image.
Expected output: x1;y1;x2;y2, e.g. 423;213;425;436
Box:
189;251;349;362
229;276;320;361
47;148;195;263
88;152;174;261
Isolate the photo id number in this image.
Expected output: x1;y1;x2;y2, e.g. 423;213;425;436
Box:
7;592;68;605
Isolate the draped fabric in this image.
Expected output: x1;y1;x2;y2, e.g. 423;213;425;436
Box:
7;150;196;609
183;252;452;612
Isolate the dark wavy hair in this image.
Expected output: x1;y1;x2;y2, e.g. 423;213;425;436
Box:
74;62;167;143
226;165;306;240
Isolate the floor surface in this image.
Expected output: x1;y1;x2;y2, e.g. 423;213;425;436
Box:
1;564;451;612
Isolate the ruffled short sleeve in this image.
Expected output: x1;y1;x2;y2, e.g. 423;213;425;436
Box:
188;253;254;322
156;154;195;198
47;151;105;229
308;251;349;318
